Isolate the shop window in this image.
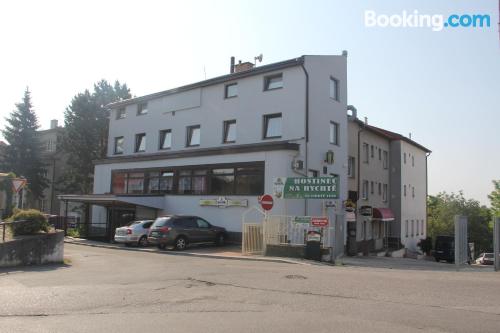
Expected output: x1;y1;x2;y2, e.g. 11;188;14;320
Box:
211;168;235;195
127;173;145;194
178;169;207;194
149;171;174;194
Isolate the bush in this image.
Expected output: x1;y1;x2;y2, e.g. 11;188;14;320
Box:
9;209;50;236
417;237;433;255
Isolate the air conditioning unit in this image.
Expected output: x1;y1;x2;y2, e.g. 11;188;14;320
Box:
292;160;304;170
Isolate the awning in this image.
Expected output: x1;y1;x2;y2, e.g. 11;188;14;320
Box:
57;194;164;210
372;207;395;221
345;211;356;222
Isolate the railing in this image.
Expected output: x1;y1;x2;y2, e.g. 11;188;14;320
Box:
1;220;29;242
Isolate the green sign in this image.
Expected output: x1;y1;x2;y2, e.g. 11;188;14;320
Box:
274;176;339;199
292;216;311;224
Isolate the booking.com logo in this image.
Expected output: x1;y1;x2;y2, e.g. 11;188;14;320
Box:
365;10;491;31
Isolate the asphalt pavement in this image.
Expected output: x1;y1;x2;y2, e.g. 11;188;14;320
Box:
0;243;499;333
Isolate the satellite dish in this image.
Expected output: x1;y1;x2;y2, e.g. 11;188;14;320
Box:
254;54;263;64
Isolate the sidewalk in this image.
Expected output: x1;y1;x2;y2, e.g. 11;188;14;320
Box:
64;237;312;265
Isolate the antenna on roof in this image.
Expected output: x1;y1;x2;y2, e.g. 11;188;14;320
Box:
254;54;263;65
203;66;206;79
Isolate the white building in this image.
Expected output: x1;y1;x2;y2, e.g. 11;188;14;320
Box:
347;111;430;254
61;55;350;241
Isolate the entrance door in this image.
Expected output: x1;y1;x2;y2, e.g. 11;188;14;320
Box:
108;208;135;240
347;222;357;256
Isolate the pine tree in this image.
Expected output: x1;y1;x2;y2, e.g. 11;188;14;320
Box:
61;80;131;194
1;88;47;201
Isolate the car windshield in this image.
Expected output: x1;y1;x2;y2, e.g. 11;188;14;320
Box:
485;253;493;258
152;217;172;227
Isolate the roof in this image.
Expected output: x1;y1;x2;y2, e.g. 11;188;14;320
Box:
352;118;431;153
57;194;164;209
107;56;305;109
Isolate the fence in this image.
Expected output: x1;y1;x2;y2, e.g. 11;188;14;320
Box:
264;215;333;248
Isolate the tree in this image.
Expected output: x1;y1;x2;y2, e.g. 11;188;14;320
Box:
61;80;131;194
427;192;492;253
1;89;47;201
488;180;500;217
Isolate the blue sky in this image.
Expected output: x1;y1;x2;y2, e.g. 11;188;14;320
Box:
0;0;498;204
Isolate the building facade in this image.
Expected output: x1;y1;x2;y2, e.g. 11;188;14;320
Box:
81;55;349;240
35;120;67;215
347;110;430;254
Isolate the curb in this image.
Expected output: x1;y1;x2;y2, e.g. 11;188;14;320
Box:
64;238;307;265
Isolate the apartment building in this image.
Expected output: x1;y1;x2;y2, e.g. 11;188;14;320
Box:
347;110;430;254
60;55;349;240
35;120;67;215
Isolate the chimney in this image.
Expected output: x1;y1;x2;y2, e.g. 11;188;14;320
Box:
230;56;235;74
50;119;58;129
364;117;368;125
409;132;412;139
234;60;254;73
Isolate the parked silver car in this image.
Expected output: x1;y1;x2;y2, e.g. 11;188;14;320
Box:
114;220;154;247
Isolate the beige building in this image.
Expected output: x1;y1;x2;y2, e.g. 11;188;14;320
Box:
347;109;430;255
34;120;67;215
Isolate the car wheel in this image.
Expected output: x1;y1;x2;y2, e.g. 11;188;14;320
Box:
157;243;166;250
138;236;148;247
216;233;226;246
175;236;188;251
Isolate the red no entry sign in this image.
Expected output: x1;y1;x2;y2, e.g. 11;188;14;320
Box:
259;194;274;211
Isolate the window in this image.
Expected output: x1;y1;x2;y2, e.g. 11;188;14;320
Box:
363;143;369;163
116;108;126;120
383;150;388;169
211;168;235;195
404;185;407;197
378;148;382;160
225;83;238;98
329;77;339;101
370;181;374;194
111;163;264;196
264;73;283;90
46;139;56;152
370;145;374;158
421;220;425;235
135;133;146;152
223;120;236;143
329;121;339;145
411;220;414;237
383;184;388;202
405;220;409;237
347;156;355;178
114;136;124;154
403;152;407;164
308;169;319;177
196;218;210;228
186;125;201;147
362;180;369;200
412;155;415;167
378;183;382;196
159;129;172;150
412;186;415;198
178;169;207;194
148;171;174;194
127;172;145;194
263;113;282;139
137;102;148;116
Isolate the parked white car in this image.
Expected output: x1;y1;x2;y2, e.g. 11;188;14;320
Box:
114;220;154;247
475;253;494;265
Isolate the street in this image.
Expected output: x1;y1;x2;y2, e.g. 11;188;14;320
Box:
1;244;499;333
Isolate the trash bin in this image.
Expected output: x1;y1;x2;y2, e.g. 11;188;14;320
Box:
305;231;322;261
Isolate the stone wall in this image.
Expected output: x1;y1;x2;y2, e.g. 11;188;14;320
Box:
0;230;64;267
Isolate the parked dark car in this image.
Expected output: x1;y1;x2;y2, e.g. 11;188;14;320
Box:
433;235;471;264
147;215;228;250
434;236;455;263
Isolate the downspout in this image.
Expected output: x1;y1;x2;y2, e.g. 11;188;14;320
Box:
300;59;309;216
425;151;431;237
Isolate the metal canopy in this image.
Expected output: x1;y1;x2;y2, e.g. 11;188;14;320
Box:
57;194;164;209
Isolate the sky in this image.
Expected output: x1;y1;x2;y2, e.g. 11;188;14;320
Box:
0;0;498;205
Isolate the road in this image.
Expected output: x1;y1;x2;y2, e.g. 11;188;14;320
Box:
0;243;499;332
